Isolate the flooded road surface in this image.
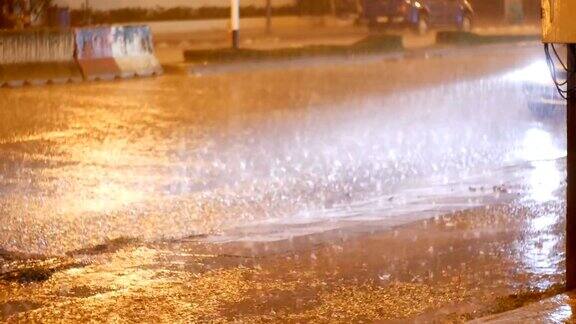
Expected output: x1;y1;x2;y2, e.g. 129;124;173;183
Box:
0;197;567;322
0;43;564;256
0;42;570;321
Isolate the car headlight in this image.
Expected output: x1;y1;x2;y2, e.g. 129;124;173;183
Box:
504;61;556;86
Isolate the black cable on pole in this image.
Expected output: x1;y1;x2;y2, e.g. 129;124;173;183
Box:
552;43;568;72
547;44;568;86
544;50;567;99
544;43;573;99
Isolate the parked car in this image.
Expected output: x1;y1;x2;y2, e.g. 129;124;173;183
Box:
360;0;474;34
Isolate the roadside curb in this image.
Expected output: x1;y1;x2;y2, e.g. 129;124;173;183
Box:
174;32;540;74
436;31;540;46
164;35;538;76
183;34;403;64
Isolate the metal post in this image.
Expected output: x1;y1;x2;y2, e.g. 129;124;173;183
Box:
567;43;576;290
84;0;91;26
330;0;337;16
231;0;240;49
266;0;272;34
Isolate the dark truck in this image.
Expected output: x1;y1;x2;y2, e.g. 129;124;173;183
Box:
361;0;474;34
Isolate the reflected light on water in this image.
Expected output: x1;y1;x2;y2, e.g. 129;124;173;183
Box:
61;181;146;215
519;128;565;203
531;213;559;231
516;128;565;281
521;211;562;283
548;305;573;322
49;118;166;215
528;161;562;203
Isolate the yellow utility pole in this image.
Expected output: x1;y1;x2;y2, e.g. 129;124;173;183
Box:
541;0;576;290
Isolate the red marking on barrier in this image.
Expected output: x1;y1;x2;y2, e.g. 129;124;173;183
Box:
0;26;162;88
74;27;121;80
76;58;121;81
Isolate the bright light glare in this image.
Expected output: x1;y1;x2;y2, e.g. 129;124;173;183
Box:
520;128;564;162
504;61;553;85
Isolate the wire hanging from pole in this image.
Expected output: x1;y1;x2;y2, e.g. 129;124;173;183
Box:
544;43;572;99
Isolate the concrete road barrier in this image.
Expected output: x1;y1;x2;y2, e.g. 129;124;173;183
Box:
0;25;162;87
74;27;122;81
75;25;162;81
0;29;82;87
111;26;162;78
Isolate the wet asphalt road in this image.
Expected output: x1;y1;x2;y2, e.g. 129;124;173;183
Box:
0;41;572;322
0;42;566;257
